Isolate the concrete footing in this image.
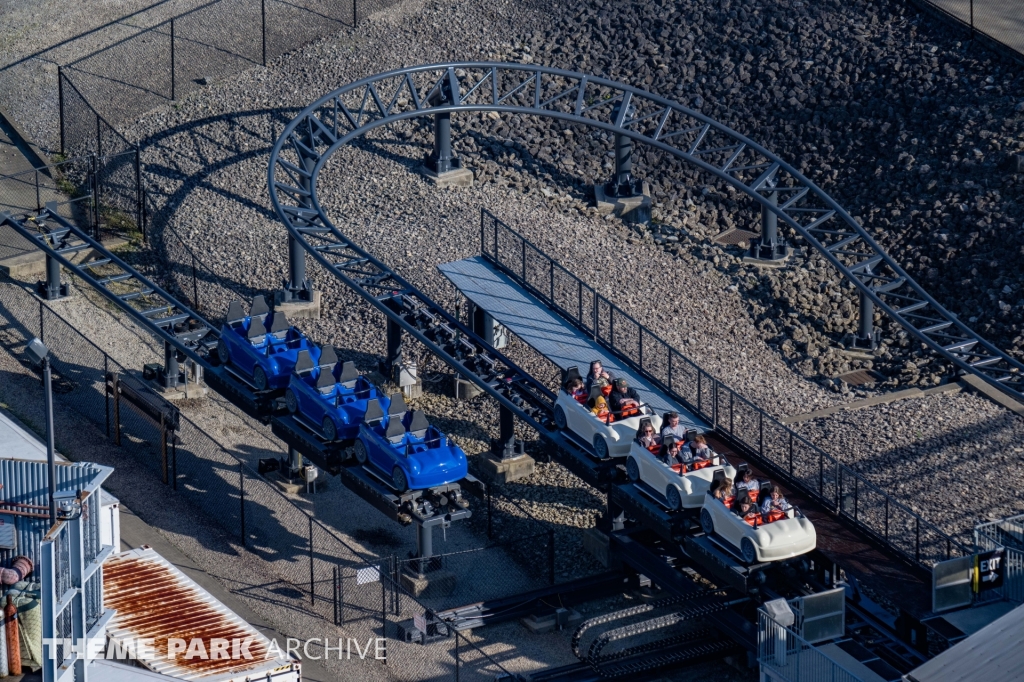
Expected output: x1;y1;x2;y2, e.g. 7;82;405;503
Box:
477;452;535;484
273;290;322;320
582;527;621;570
272;473;304;495
520;608;581;634
594;182;651;224
0;235;130;279
454;377;483;401
153;382;209;402
742;247;794;268
419;165;474;188
400;567;457;599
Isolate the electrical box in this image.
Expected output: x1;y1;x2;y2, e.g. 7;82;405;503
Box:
0;514;16;550
763;598;795;627
471;304;508;350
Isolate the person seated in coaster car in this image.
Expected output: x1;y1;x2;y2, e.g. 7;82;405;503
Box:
736;469;761;502
565;376;587;404
732;491;761;526
608;378;641;418
591;395;611;422
584;360;613;394
718;476;736;507
637;421;661;451
760;485;793;523
688;434;714;469
661;411;687;443
659;436;692;472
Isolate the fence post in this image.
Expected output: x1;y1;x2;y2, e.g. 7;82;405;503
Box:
758;411;763;456
638;328;643;370
239;463;246;546
712;379;718;428
592;292;598;341
915;518;921;563
96;114;102;158
104;355;109;437
480;208;486;253
547;528;555;585
577;279;582;325
549;259;554;302
34;170;41;212
332;567;339;625
261;0;267;66
191;252;199;311
134;147;144;243
57;66;66;156
172;438;177;490
170;19;176;101
728;390;733;434
818;453;823;497
487;484;493;540
353;0;358;26
380;573;387;664
309;516;315;606
788;432;793;475
160;417;168;484
884;497;889;541
90;154;100;238
455;630;460;682
521;238;526;281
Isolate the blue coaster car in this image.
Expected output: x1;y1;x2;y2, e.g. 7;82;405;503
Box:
284;346;391;442
216;296;317;391
353;394;468;493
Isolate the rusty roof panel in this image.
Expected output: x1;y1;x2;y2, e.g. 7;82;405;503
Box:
103;547;296;681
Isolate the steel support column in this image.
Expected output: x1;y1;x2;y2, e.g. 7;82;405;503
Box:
604;102;642;198
382;317;403;375
493;404;524;460
278;140;315;303
39;250;68;300
162;340;182;388
853;266;879;350
424;79;460;174
749;186;787;261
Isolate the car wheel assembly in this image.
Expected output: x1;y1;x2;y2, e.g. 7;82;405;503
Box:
626;457;640;482
554;405;567;430
700;508;715;534
353;439;369;465
666;486;682;511
284;388;298;413
322;416;337;441
253;366;268;391
593;435;609;459
392;466;409;493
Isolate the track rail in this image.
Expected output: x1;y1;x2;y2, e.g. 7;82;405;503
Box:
0;207;218;366
268;62;1022;404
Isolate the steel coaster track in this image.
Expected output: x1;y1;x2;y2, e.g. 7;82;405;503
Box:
268;62;1023;404
0;208;219;366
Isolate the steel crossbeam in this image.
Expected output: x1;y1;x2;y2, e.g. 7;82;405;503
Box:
269;62;1023;402
0;209;218;364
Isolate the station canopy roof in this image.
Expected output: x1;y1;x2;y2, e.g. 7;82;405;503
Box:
905;601;1024;682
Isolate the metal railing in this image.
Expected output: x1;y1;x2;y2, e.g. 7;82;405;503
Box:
758;611;864;682
480;208;969;571
911;0;1023;62
975;513;1024;604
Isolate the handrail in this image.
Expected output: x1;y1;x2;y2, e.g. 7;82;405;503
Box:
480;208;969;571
758;611;864;682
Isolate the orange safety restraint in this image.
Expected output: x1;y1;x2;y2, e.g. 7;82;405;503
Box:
747;489;760;503
671;463;687;474
743;514;760;527
691;460;711;471
601;384;613;397
619;405;640;419
765;509;786;523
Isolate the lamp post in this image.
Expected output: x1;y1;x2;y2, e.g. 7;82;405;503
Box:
25;338;57;526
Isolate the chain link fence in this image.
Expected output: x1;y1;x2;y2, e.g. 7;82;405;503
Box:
55;0;400;157
911;0;1023;61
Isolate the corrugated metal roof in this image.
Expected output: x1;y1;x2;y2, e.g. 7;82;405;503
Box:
103;547;295;681
0;458;111;568
906;601;1024;682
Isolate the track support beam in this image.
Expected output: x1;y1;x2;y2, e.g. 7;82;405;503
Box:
747;187;788;262
382;317;421;398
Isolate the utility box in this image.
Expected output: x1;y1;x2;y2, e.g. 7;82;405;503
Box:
470;304;508;350
99;489;121;553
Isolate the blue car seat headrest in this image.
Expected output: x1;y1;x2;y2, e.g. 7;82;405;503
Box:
294;349;315;375
363;399;384;425
408;410;429;439
316;363;336;390
385;414;406;442
388;392;407;417
249;295;270;319
319;345;339;368
247;316;267;340
338;361;358;388
269;311;290;338
226;300;245;326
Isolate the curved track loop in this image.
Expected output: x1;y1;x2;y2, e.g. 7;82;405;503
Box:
268;62;1022;401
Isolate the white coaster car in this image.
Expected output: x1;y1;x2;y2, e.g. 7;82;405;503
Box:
553;389;661;459
699;493;816;564
626;437;736;511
